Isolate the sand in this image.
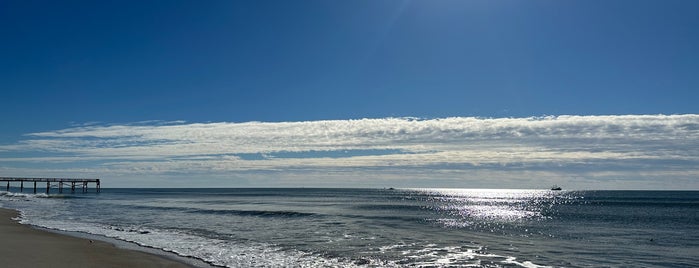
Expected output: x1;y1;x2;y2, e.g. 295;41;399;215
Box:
0;208;192;268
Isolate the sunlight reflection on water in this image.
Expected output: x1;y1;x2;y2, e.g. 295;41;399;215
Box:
407;189;571;229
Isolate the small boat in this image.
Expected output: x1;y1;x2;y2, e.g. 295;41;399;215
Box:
550;185;562;191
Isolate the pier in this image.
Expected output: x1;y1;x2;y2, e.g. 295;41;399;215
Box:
0;177;100;194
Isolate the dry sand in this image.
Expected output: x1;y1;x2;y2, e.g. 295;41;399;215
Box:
0;208;191;268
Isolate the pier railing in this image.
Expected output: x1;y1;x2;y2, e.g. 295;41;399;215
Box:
0;177;100;194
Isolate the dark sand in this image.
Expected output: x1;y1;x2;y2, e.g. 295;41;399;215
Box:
0;208;191;268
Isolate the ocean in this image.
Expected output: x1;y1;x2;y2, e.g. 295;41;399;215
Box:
1;188;697;267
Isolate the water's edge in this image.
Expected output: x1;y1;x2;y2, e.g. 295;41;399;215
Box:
5;208;215;268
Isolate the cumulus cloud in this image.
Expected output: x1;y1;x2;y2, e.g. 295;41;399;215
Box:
1;115;698;188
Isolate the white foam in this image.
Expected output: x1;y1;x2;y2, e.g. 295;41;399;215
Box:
503;256;552;268
0;191;50;199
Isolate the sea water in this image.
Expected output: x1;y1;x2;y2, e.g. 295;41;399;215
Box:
1;188;697;267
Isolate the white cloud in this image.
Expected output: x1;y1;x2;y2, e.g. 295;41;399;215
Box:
2;115;698;188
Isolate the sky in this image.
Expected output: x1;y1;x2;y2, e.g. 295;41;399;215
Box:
1;0;698;189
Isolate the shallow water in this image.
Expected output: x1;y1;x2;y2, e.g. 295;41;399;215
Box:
1;188;697;267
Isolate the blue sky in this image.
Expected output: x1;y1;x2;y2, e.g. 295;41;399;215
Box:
1;1;698;189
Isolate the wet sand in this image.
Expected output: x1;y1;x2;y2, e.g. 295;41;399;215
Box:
0;208;191;268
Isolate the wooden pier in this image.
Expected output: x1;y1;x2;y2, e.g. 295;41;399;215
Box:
0;177;100;194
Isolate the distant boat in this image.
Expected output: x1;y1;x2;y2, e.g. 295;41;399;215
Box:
550;185;562;191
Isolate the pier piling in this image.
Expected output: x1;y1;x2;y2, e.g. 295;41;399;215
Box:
0;177;100;194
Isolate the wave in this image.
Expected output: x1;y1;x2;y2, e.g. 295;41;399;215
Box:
352;204;426;211
110;203;318;218
189;208;317;218
0;191;83;199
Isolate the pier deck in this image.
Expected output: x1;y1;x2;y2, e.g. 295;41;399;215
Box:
0;177;100;194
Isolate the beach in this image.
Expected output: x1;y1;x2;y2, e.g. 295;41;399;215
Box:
0;208;190;268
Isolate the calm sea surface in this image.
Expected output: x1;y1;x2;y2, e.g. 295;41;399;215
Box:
1;188;697;267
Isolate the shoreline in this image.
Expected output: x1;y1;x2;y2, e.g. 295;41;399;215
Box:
0;207;197;268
